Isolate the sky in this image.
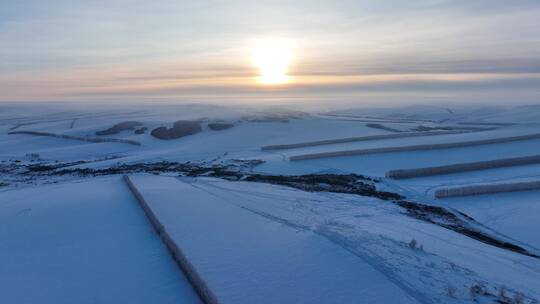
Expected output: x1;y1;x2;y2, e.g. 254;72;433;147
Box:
1;0;539;104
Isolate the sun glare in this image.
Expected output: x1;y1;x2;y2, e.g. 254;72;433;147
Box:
251;39;294;85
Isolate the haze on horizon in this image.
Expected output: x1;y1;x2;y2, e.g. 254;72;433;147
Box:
1;0;539;105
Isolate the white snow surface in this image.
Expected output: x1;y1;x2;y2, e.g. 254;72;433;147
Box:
0;177;200;304
2;102;540;303
129;174;540;303
129;174;420;304
439;190;540;249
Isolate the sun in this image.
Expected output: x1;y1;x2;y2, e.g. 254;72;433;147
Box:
251;39;294;85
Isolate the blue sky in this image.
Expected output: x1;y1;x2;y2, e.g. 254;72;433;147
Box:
1;0;539;103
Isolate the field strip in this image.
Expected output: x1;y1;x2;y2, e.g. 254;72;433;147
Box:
457;122;516;127
124;174;420;304
262;130;474;151
386;155;540;179
123;175;215;304
6;111;153;130
365;123;404;133
318;114;435;123
8;130;141;146
290;132;540;161
435;180;540;198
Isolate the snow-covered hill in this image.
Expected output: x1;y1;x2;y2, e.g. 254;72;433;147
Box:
1;102;540;303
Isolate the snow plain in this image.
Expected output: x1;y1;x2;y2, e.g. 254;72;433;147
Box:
171;178;540;303
0;177;200;304
128;174;420;304
2;102;540;303
439;190;540;249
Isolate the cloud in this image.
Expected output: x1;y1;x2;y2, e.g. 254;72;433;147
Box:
1;0;540;102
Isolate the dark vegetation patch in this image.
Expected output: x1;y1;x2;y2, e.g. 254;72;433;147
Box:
55;161;193;175
25;156;121;173
33;161;392;199
396;200;538;258
26;162;86;172
151;120;202;139
34;160;258;177
96;121;143;135
15;159;538;259
208;122;234;131
241;174;401;201
134;127;147;134
1;162;24;174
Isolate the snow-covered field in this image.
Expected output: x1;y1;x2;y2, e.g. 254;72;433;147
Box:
0;176;200;304
1;102;540;303
439;190;540;249
128;174;420;304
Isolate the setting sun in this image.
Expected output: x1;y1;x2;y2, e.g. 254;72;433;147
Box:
251;39;294;85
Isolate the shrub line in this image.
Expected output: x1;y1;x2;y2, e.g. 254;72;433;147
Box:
435;180;540;198
262;130;472;151
290;132;540;161
387;155;540;179
9;130;141;146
